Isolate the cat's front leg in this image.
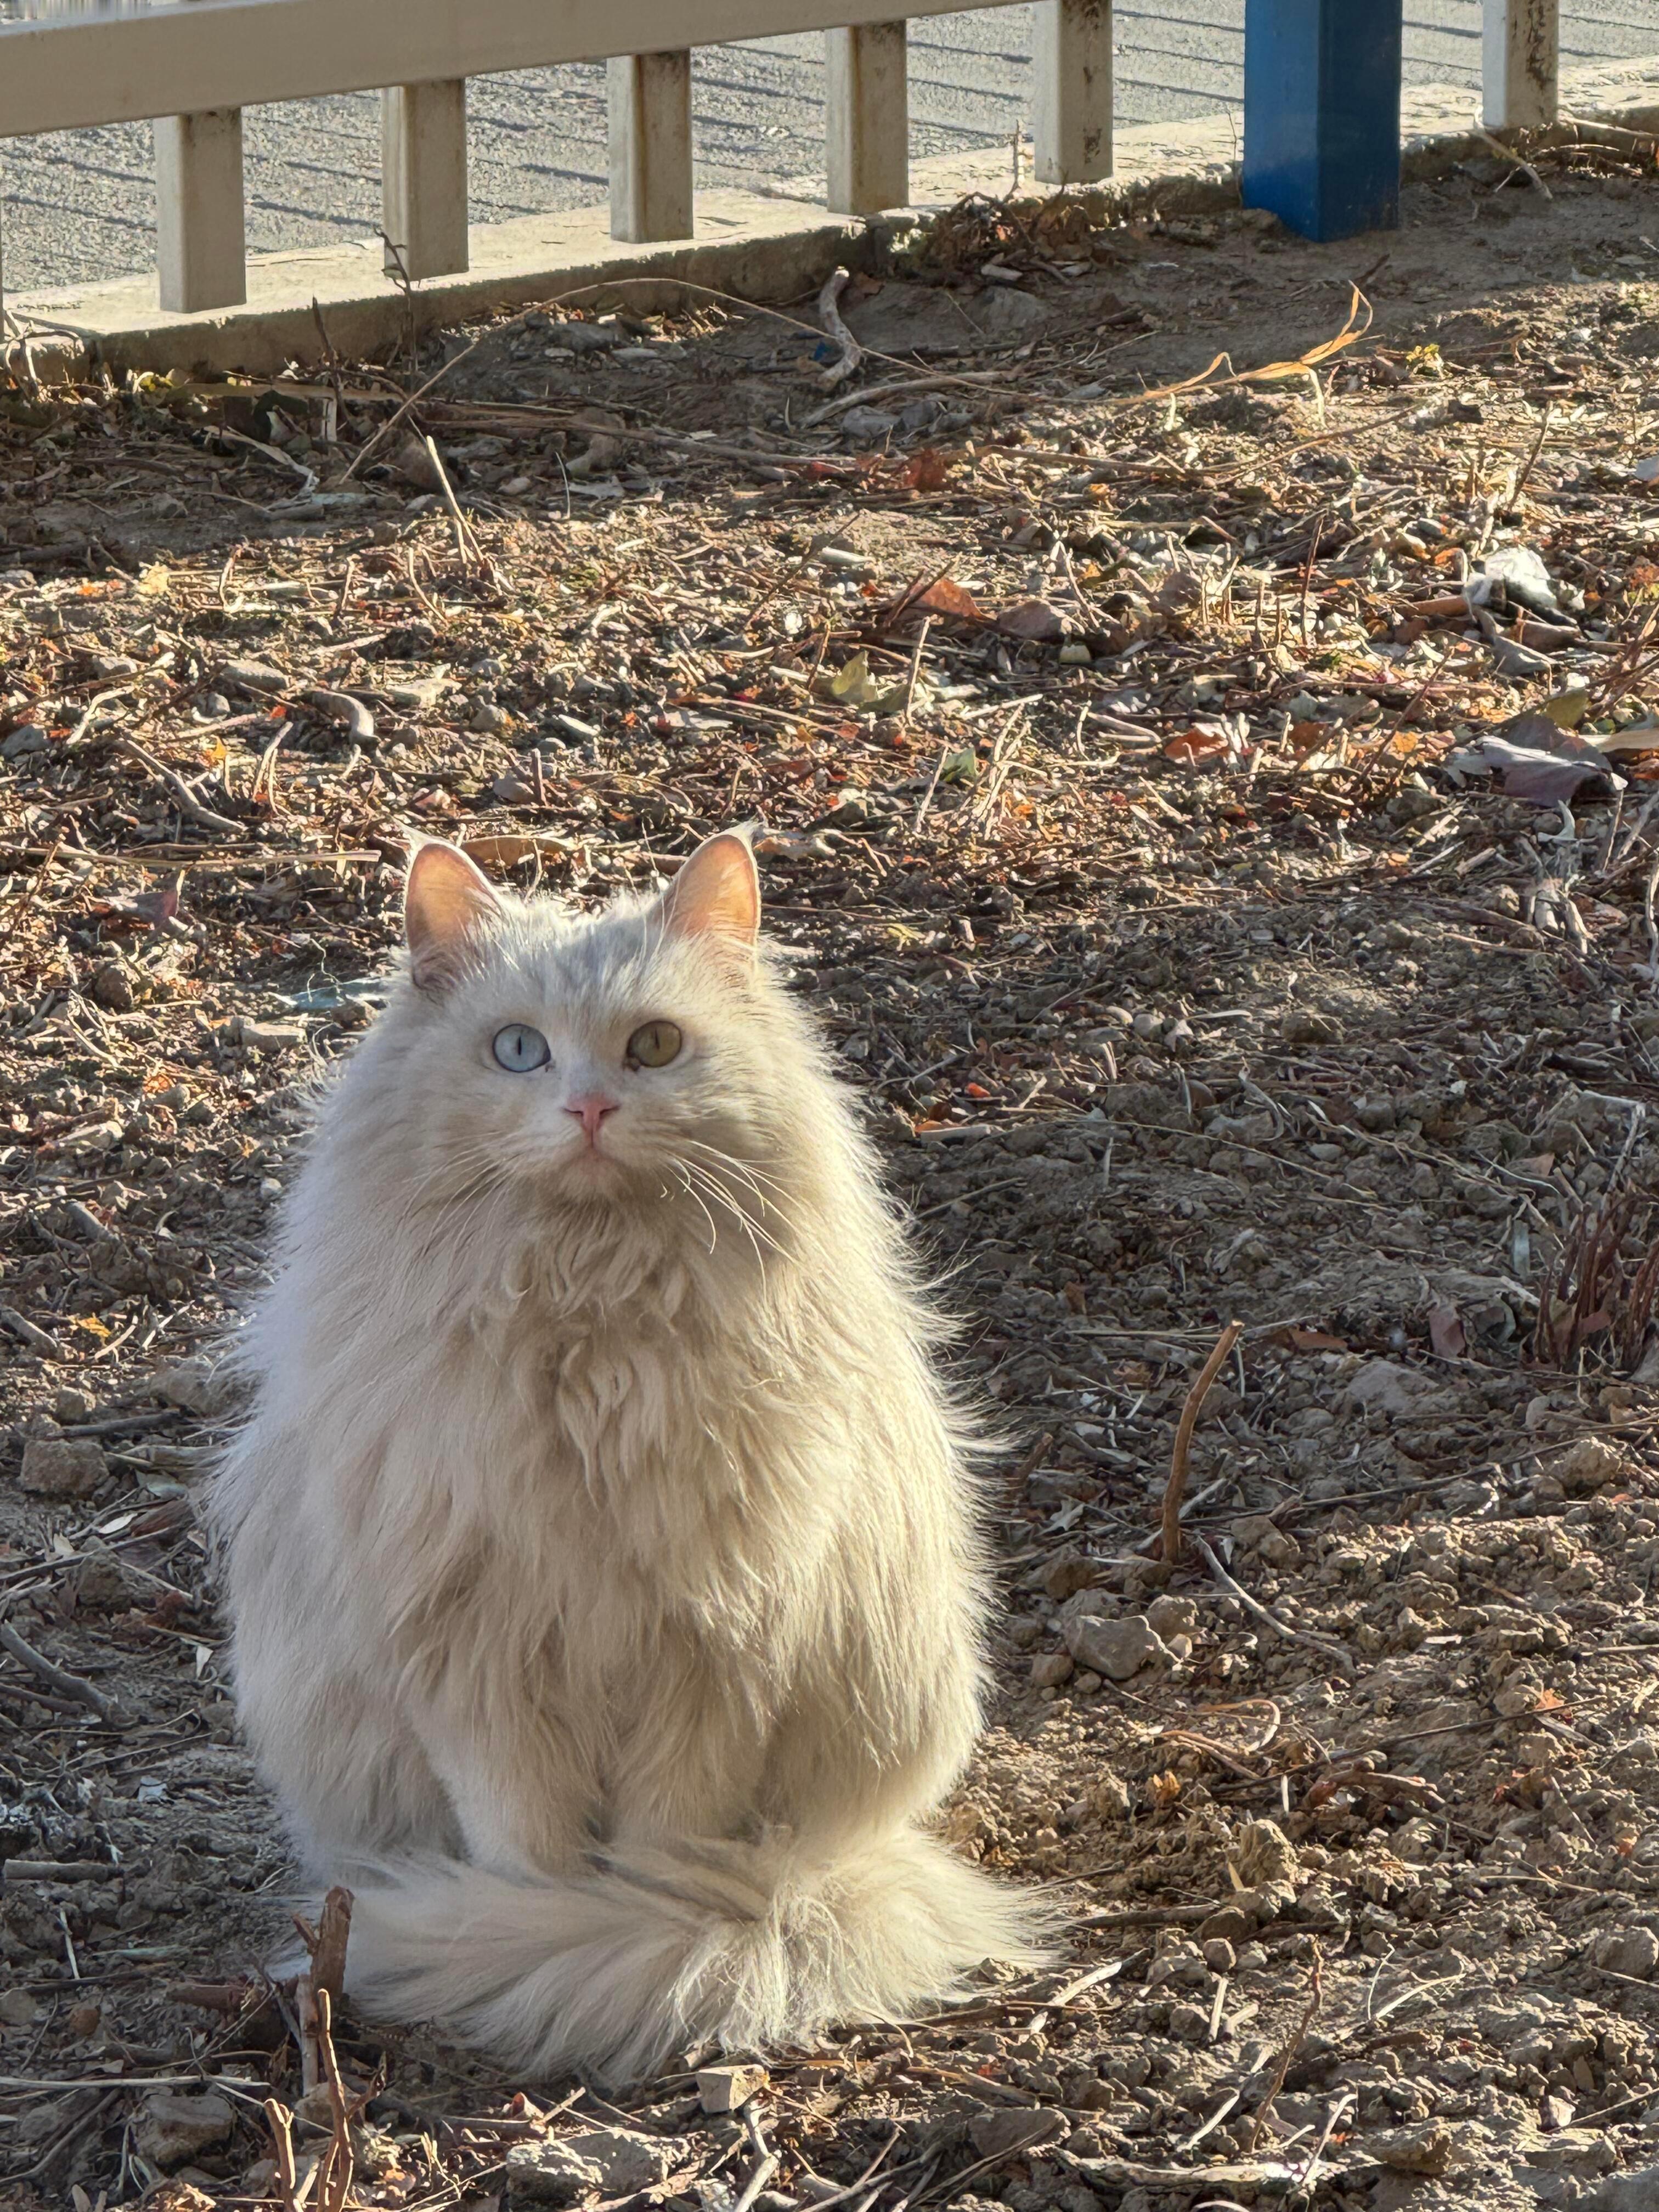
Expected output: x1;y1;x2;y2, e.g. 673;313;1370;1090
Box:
416;1697;600;1878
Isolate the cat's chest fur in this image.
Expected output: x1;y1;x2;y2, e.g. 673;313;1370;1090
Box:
361;1255;824;1678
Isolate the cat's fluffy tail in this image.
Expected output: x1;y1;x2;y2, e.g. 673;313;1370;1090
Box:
339;1828;1053;2081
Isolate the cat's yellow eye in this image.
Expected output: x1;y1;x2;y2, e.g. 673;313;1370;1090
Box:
627;1020;682;1069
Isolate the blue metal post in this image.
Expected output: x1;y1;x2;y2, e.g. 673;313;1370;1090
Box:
1242;0;1403;243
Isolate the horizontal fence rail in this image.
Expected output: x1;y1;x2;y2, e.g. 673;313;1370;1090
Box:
0;0;1566;319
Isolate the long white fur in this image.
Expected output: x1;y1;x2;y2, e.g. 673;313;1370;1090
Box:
211;832;1052;2080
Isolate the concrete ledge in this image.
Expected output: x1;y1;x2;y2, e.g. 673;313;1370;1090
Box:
8;51;1659;380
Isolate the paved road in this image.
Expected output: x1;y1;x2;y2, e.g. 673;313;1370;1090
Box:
2;1;1657;295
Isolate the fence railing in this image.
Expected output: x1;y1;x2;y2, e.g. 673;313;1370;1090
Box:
0;0;1563;317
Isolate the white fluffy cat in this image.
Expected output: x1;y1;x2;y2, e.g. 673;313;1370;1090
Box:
211;830;1049;2080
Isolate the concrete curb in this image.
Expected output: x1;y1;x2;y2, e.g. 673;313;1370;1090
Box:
8;52;1659;380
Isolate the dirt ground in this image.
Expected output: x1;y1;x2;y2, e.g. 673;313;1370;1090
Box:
15;127;1659;2211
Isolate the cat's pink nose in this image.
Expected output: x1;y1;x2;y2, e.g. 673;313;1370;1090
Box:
565;1094;619;1147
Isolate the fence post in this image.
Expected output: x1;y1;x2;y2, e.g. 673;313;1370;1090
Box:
1482;0;1558;131
826;22;908;215
155;0;246;318
382;81;470;280
1033;0;1113;185
608;52;695;241
1242;0;1402;243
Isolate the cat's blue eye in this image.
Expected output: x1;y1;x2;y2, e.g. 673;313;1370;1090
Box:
492;1024;550;1073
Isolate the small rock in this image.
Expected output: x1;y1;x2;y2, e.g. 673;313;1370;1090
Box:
1232;1819;1300;1889
1065;1612;1169;1681
1202;1938;1236;1973
967;2110;1065;2158
1590;2168;1659;2211
219;658;291;696
1372;2119;1453;2176
63;1119;123;1157
471;702;510;735
148;1356;231;1416
1233;1514;1300;1567
1091;1773;1131;1820
1282;1007;1338;1045
53;1386;95;1423
1146;1594;1198;1640
507;2126;680;2207
1594;1925;1659;1979
239;1019;307;1055
0;1989;39;2028
1042;1552;1096;1601
1527;2129;1617;2177
89;961;136;1012
841;406;899;442
697;2064;769;2114
137;2091;235;2170
506;2140;603;2207
1200;1905;1255;1945
550;321;622;354
1029;1651;1074;1689
1342;1358;1467;1423
2;723;48;759
19;1436;108;1498
1560;1435;1630;1494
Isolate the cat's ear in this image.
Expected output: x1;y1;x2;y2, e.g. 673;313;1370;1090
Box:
659;831;760;957
404;839;502;990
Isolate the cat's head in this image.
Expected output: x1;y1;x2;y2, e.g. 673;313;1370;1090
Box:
384;830;797;1215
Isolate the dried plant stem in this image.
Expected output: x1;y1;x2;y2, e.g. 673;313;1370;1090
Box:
312;1883;354;2007
264;2096;301;2212
423;435;484;569
0;1616;120;1722
1190;1531;1356;1677
1246;1939;1323;2152
817;266;862;391
1160;1319;1242;1567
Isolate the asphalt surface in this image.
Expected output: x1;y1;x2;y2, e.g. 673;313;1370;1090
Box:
1;1;1657;294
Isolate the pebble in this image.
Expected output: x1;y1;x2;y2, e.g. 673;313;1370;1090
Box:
219;658;291;695
1;723;48;758
238;1018;308;1055
148;1357;233;1417
471;702;510;734
19;1436;108;1498
1146;1594;1198;1640
1029;1650;1074;1688
136;2090;235;2169
89;961;136;1012
696;2062;769;2114
967;2109;1065;2157
1590;2170;1659;2212
1370;2119;1453;2176
1200;1905;1254;1945
1594;1926;1659;1979
1064;1612;1170;1682
550;322;622;353
507;2127;680;2207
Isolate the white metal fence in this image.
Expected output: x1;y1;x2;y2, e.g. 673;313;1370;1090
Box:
0;0;1562;317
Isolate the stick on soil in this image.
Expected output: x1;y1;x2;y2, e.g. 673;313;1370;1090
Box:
1160;1318;1242;1567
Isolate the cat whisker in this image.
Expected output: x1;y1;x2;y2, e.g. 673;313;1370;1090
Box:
667;1163;722;1257
677;1141;802;1232
679;1160;788;1274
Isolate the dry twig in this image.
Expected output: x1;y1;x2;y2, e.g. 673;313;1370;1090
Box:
1160;1319;1242;1567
